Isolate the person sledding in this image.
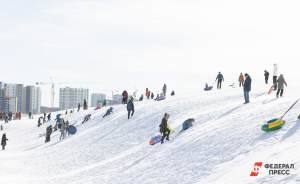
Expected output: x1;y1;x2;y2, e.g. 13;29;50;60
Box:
159;113;171;144
82;114;92;124
204;83;213;91
103;107;113;118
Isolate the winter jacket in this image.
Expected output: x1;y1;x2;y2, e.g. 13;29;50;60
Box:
277;75;287;90
239;74;244;82
159;117;168;133
216;74;224;81
163;85;167;92
127;100;134;111
244;75;252;92
122;91;128;98
46;126;52;135
1;134;8;146
264;71;270;78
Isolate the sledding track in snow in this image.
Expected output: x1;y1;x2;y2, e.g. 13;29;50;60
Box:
1;85;300;184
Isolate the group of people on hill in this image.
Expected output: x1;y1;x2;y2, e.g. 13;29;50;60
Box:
215;63;288;104
0;112;21;123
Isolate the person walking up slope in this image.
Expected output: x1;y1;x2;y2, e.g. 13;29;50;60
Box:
216;72;224;89
243;73;252;104
264;70;270;84
159;113;170;144
162;84;167;97
276;74;287;98
273;63;278;90
238;73;244;87
1;133;8;150
127;97;135;119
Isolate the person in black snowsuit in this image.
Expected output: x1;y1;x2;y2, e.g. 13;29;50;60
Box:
264;70;270;84
151;93;154;99
8;112;12;121
47;113;51;122
78;103;81;112
159;113;170;144
216;72;224;89
171;91;175;96
139;94;144;101
127;97;135;119
162;84;167;97
29;112;32;119
1;133;8;150
4;114;8;123
45;125;53;143
103;107;113;118
243;73;252;104
37;117;42;127
83;99;88;110
82;114;92;124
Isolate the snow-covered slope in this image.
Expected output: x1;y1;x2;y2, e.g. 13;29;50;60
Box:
1;84;300;184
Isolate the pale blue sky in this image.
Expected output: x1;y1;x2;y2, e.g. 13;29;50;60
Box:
1;0;300;106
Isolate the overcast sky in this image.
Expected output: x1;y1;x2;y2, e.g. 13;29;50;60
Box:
1;0;300;106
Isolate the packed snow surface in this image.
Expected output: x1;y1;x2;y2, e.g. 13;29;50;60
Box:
1;84;300;184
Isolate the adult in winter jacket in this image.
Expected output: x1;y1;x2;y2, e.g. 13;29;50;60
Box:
127;97;135;119
78;103;81;112
1;133;8;150
45;125;53;143
47;113;51;122
60;120;66;140
243;73;252;104
145;88;150;99
162;84;167;97
238;73;244;87
159;113;170;144
273;63;278;90
216;72;224;89
83;99;88;110
276;74;287;98
139;94;144;101
151;93;154;99
264;70;270;84
122;90;128;104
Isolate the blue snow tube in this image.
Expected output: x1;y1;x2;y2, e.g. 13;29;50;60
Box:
68;125;77;135
182;118;195;131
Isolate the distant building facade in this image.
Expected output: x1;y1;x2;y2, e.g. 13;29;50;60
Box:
91;93;106;107
0;82;41;114
59;87;89;110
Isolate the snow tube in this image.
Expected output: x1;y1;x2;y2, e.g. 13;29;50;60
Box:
68;125;77;135
204;86;213;91
182;119;195;131
156;96;166;101
261;118;285;132
149;135;162;145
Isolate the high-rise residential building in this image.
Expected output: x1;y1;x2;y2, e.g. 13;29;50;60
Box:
91;93;106;107
0;82;41;114
59;87;89;110
23;86;41;114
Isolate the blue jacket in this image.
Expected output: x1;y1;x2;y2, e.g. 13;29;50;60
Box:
244;76;252;92
127;100;134;111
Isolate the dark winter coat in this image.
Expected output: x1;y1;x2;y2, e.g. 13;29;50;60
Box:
277;75;287;90
244;75;252;92
127;100;134;111
46;126;52;136
264;71;270;78
122;91;128;98
159;117;168;133
1;134;8;146
216;74;224;81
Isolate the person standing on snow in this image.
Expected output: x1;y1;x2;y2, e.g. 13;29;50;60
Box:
273;63;278;90
238;73;244;87
243;73;252;104
276;74;287;98
264;70;270;84
122;90;128;104
145;88;150;99
216;72;224;89
78;103;81;112
151;93;154;99
1;133;8;150
47;113;51;122
83;99;88;110
159;113;171;144
162;84;167;97
127;97;135;119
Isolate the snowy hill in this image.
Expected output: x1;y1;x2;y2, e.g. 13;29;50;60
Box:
1;85;300;184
